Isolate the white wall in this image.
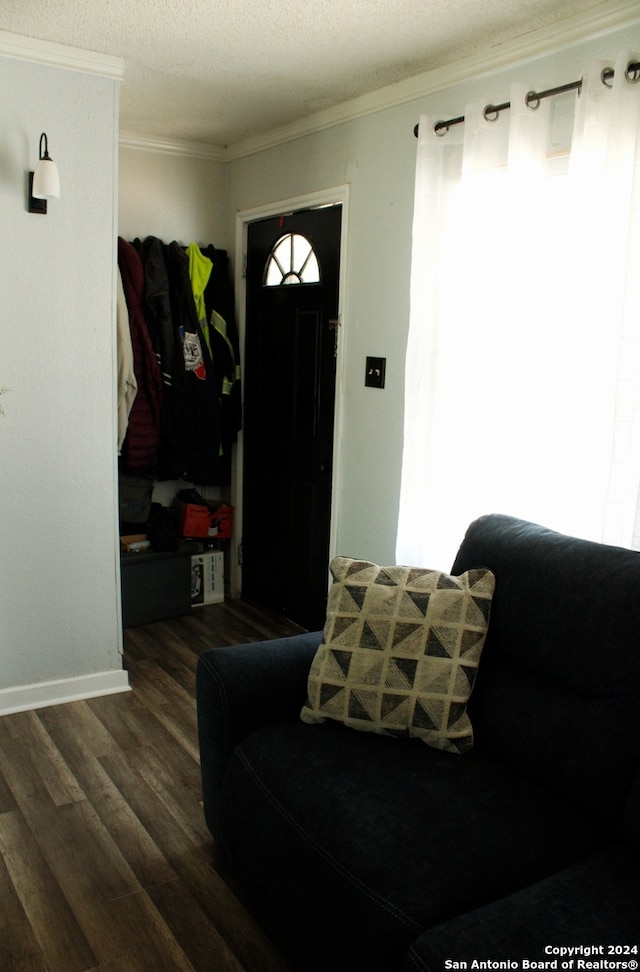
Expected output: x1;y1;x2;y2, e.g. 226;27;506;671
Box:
118;143;228;246
0;45;127;712
226;19;640;567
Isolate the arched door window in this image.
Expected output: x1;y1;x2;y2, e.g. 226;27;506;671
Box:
264;233;320;286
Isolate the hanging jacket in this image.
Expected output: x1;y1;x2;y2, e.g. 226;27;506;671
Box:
116;269;138;454
164;241;221;483
117;237;163;472
186;242;213;355
202;245;243;484
138;236;184;478
138;236;176;387
202;245;242;430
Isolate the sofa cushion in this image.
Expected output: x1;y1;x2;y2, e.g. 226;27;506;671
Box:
300;557;495;754
400;844;640;971
452;514;640;824
219;720;610;972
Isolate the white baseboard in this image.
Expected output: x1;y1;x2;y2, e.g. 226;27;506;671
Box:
0;669;131;716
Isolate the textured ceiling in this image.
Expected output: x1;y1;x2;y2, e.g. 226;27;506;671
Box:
0;0;618;147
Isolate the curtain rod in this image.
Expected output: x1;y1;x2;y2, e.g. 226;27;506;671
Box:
413;60;640;138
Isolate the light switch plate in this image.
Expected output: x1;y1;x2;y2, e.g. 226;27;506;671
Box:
365;356;386;388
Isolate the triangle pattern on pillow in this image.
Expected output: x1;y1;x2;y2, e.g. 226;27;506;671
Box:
412;698;442;731
330;615;361;645
385;656;418;689
326;648;352;680
319;682;345;716
361;619;390;650
466;595;492;626
374;568;400;587
381;692;411;727
400;590;431;619
348;690;379;722
392;622;427;654
426;626;458;658
337;585;368;613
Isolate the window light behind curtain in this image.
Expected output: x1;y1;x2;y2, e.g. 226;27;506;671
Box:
396;51;640;569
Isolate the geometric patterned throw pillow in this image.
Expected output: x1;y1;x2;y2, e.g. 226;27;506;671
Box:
300;557;495;754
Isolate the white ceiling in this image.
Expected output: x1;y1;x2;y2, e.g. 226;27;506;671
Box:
0;0;628;148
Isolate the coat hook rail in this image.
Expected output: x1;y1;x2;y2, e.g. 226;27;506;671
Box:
413;60;640;138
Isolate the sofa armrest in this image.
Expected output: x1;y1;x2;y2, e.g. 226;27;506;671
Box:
196;631;322;838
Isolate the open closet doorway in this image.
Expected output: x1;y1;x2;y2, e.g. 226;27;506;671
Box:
241;200;344;630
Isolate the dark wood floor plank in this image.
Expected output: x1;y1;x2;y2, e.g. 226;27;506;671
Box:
97;747;209;867
31;797;141;902
2;709;85;807
125;743;210;845
124;619;199;672
123;633;194;701
0;762;18;814
0;598;299;972
167;599;303;653
216;598;306;643
97;889;199;971
99;747;292;972
55;746;179;893
0;861;48;972
0;727;57;815
125;652;193;710
17;794;193;968
85;689;167;754
148;877;249;972
124;656;200;763
37;699;122;761
0;809;97;972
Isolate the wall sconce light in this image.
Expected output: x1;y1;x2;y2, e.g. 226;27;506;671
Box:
28;132;60;214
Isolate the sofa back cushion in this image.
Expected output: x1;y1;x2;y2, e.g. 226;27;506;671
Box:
451;514;640;825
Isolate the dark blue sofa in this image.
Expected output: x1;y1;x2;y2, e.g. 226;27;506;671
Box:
196;515;640;971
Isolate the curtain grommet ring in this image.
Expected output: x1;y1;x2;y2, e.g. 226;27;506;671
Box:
526;91;541;110
483;104;499;122
626;62;640;84
601;67;614;88
434;121;448;137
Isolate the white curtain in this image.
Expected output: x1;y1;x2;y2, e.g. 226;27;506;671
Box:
397;52;640;569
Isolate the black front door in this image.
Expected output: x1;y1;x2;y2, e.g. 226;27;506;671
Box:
242;205;342;630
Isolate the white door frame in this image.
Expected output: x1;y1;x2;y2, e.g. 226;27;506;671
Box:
230;185;350;599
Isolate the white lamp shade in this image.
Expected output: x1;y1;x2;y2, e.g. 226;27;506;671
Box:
32;158;60;199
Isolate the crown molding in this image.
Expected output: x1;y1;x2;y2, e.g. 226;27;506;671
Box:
226;0;640;160
119;131;227;161
0;29;124;78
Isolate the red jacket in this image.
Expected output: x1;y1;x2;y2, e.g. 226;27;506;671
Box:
118;237;163;471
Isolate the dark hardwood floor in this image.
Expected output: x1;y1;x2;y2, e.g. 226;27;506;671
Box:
0;599;304;972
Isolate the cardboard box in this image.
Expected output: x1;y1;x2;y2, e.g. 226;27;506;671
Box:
176;500;216;538
191;550;224;606
120;533;150;553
